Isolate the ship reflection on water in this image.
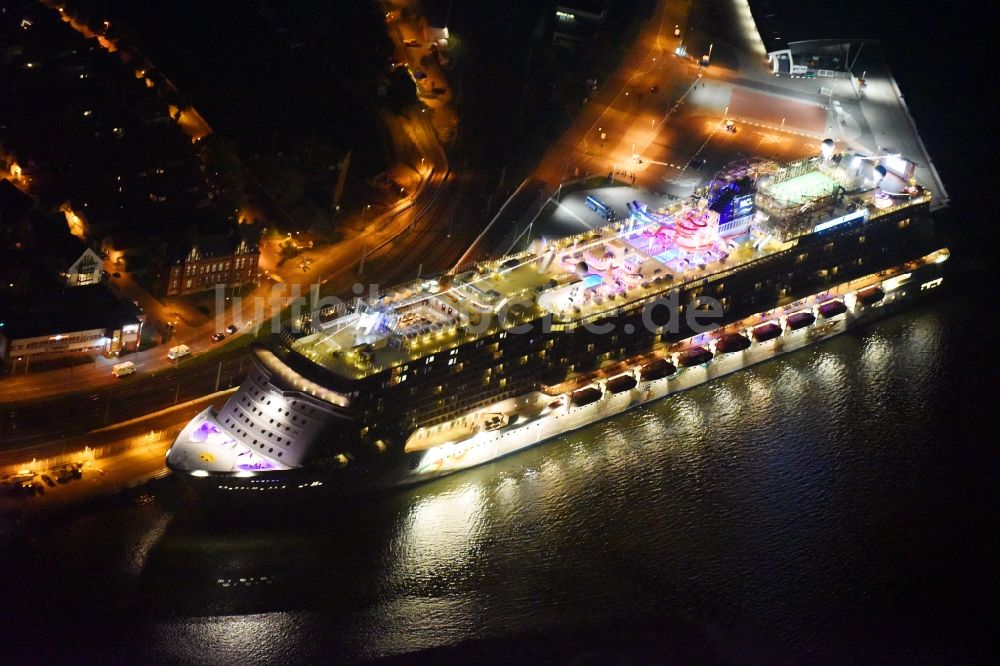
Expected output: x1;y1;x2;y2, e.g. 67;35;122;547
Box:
391;483;487;579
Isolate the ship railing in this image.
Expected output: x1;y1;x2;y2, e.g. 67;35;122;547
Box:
867;193;931;219
278;328;302;346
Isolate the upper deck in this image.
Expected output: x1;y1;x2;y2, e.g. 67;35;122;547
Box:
292;153;932;379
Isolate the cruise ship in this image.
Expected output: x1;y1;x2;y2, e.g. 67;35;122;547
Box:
167;150;949;495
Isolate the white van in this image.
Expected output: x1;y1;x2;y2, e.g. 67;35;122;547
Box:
112;361;136;378
167;344;190;360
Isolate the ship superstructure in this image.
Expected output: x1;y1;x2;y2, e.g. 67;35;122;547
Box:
167;151;949;491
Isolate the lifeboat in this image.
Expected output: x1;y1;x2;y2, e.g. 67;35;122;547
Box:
481;413;511;431
571;386;602;407
857;286;885;305
679;346;713;367
639;358;676;381
752;322;783;342
786;311;815;330
818;300;847;318
606;373;638;394
715;332;751;354
405;419;478;453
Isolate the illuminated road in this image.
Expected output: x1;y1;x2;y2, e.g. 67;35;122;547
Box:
0;351;251;443
0;17;454;406
0;1;484;444
0;392;231;512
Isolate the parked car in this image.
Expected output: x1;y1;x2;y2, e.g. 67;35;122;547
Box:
41;474;56;487
212;332;226;342
57;469;72;484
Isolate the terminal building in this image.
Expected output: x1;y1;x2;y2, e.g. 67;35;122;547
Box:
745;0;948;209
748;0;868;76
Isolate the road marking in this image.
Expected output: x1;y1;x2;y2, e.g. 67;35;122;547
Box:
737;119;824;139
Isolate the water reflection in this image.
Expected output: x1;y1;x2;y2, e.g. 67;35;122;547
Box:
389;482;486;586
5;304;972;662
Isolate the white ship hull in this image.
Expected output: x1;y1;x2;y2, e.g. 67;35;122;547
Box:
408;268;942;481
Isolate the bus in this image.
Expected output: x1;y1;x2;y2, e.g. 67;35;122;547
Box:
585;195;615;221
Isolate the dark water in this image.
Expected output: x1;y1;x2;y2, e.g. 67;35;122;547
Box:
3;290;997;663
3;1;998;663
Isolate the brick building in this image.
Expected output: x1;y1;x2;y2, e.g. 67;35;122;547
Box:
165;230;259;296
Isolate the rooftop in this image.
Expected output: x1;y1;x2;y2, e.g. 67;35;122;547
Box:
0;284;142;340
168;225;259;264
0;178;35;224
748;0;869;55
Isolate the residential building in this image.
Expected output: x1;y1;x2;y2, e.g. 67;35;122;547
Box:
164;230;259;296
37;221;104;287
553;0;607;48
